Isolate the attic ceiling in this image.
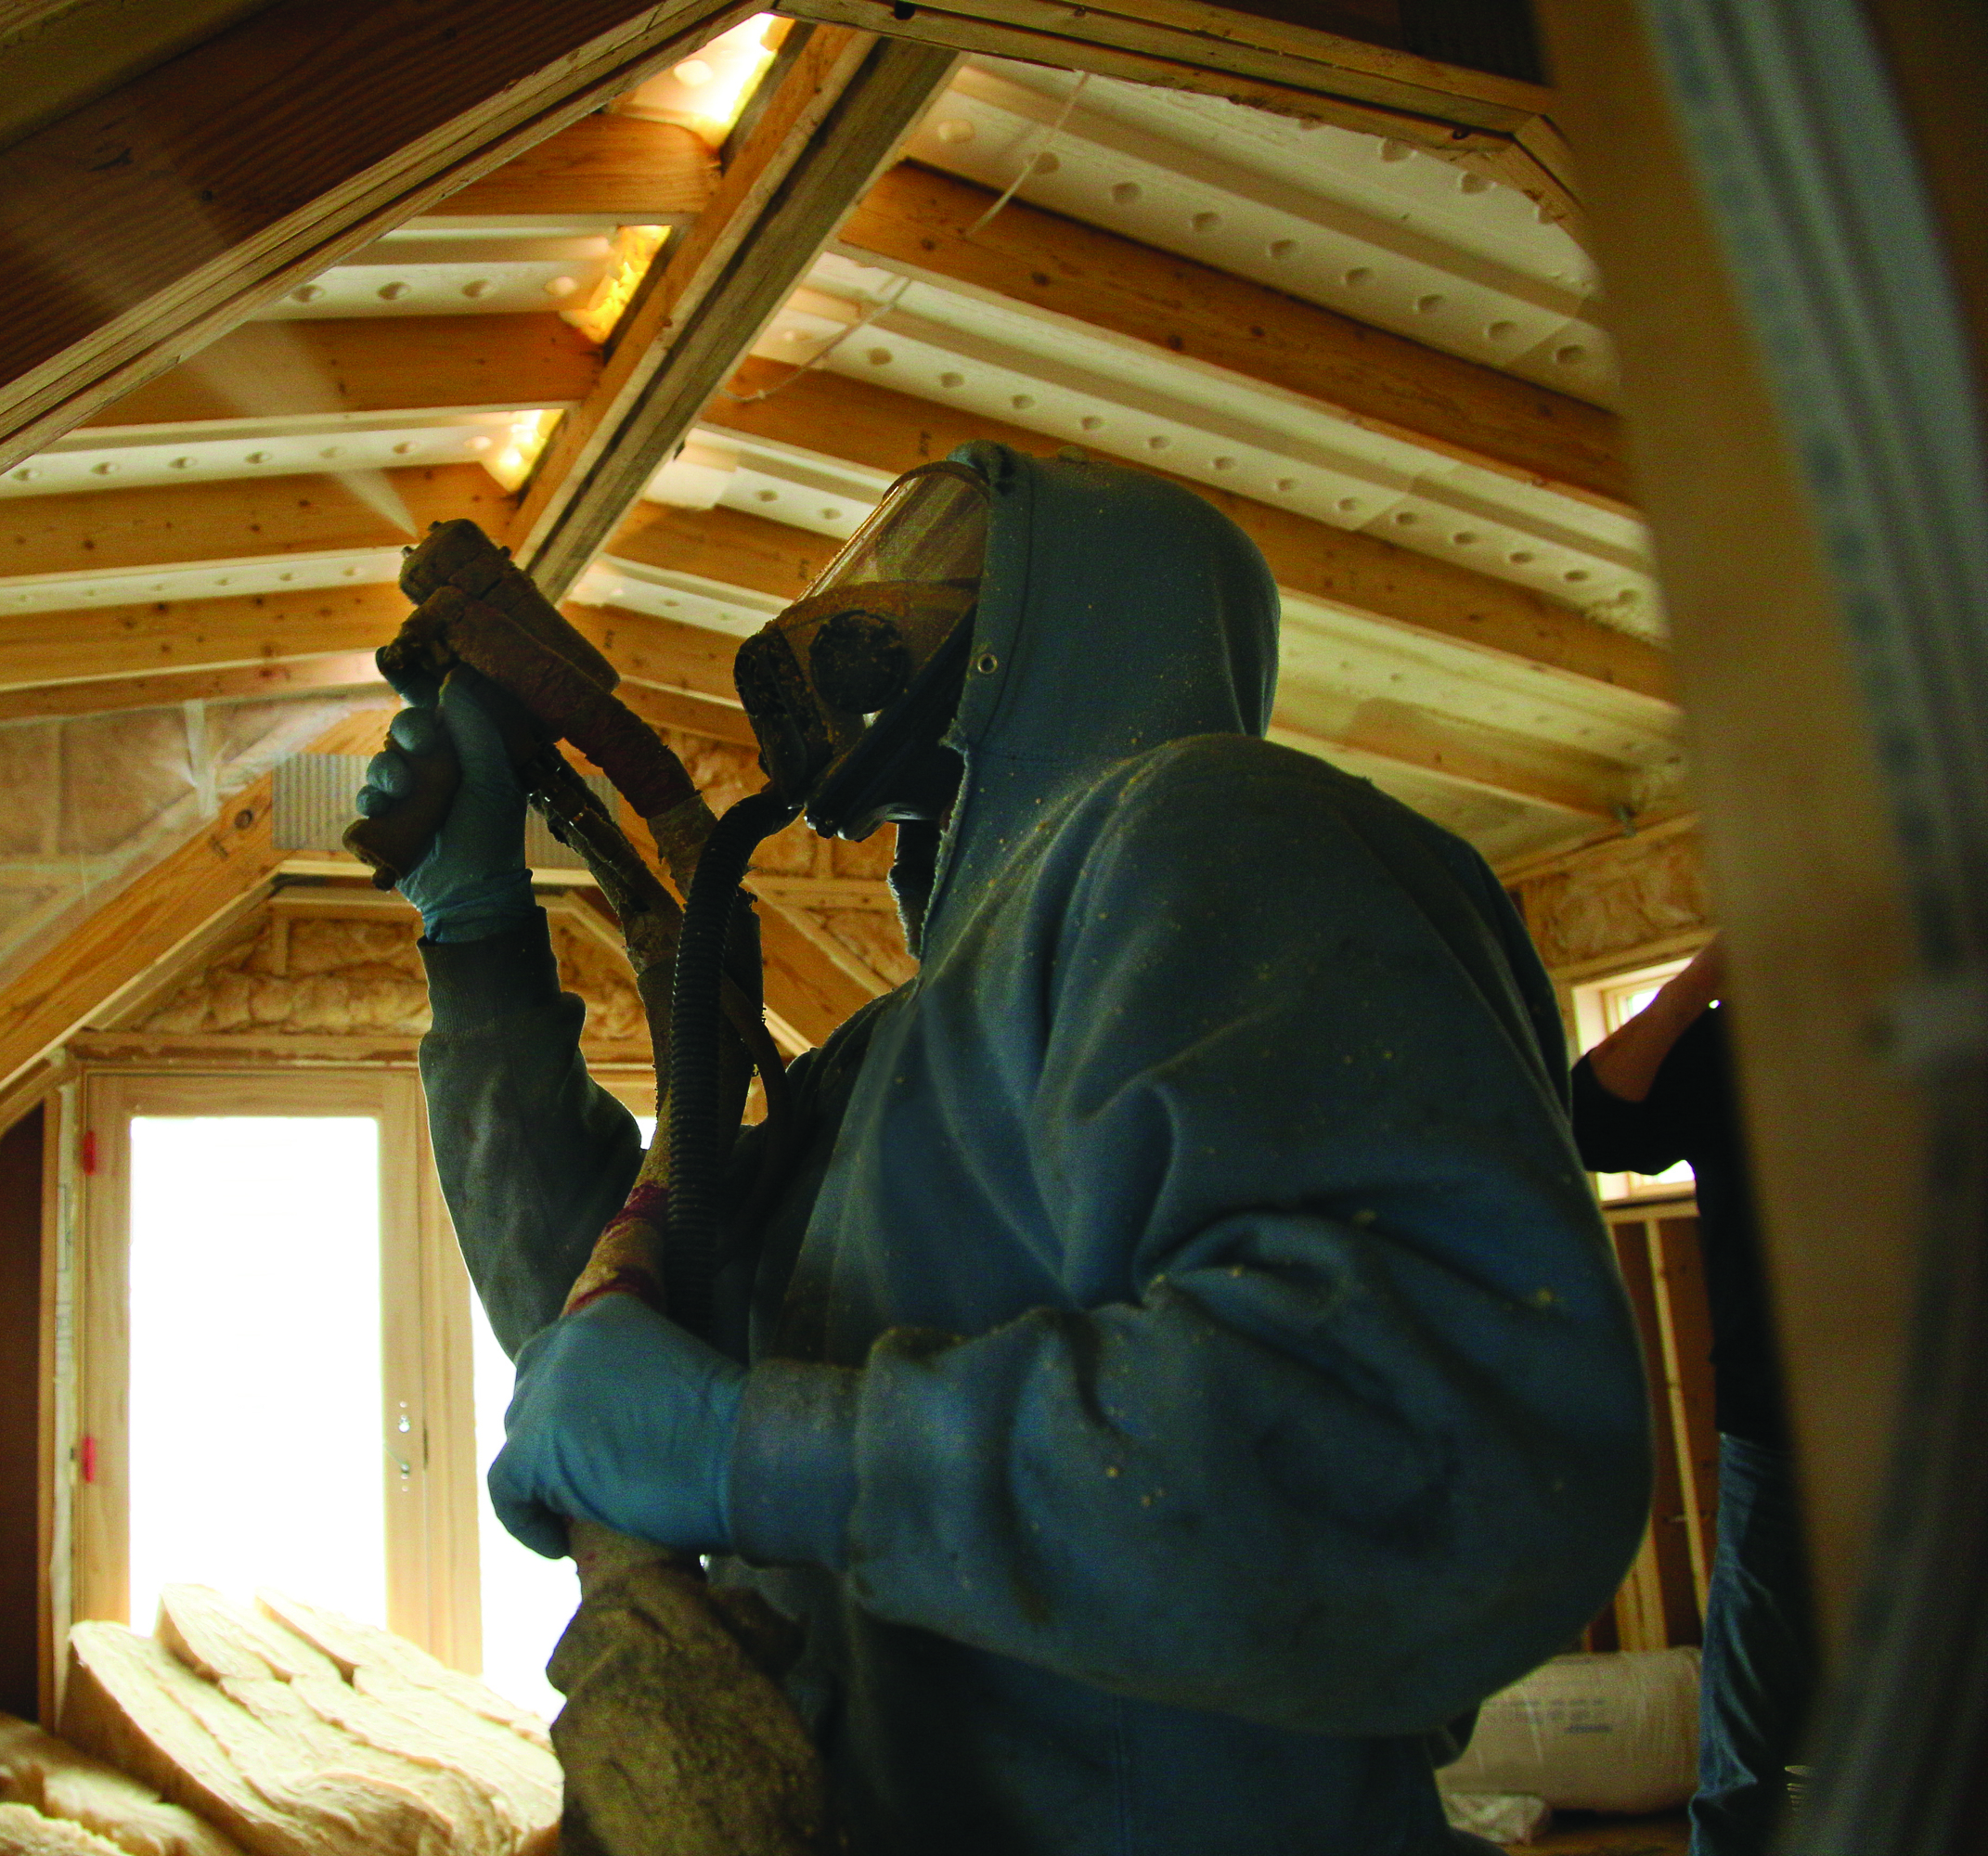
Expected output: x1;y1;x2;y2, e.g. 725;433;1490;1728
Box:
0;2;1687;1069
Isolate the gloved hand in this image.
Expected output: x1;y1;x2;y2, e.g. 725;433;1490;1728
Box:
355;669;533;942
489;1294;747;1558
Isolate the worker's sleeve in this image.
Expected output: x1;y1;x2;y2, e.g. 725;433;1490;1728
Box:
1568;1011;1711;1177
725;754;1652;1738
419;908;641;1358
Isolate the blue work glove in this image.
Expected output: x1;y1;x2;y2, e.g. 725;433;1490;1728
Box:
488;1295;748;1558
355;670;533;942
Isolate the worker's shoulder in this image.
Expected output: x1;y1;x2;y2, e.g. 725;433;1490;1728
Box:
1084;731;1504;909
1108;731;1456;847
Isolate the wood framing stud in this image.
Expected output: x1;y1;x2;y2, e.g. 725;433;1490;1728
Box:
512;29;959;599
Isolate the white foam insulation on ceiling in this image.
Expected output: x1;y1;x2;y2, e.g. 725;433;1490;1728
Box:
0;22;1685;876
0;413;517;501
640;429;894;545
910;60;1613;406
755;261;1660;639
574;556;786;636
0;549;405;615
256;228;618;320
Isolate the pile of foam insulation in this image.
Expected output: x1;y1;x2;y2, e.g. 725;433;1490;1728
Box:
0;1586;559;1856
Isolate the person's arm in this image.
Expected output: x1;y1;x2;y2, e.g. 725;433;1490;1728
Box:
359;675;643;1357
1568;939;1721;1178
1588;939;1723;1102
721;749;1652;1735
420;915;642;1358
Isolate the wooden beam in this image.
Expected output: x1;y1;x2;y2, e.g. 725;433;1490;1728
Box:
1607;1212;1704;1652
571;575;1625;818
82;316;600;430
0;1057;71;1144
512;29;959;598
837;163;1626;512
0;0;757;474
774;0;1578;223
703;359;1674;704
0;584;404;690
616;679;756;748
0;464;502;580
1277;699;1622;819
757;901;887;1046
427;113;716;222
607;498;827;598
0;653;385;725
0;772;286;1093
562;601;741;705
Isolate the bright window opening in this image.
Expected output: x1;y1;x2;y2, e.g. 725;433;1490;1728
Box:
465;1113;652;1724
1571;957;1699;1202
468;1112;656;1720
126;1116;387;1636
471;1297;576;1721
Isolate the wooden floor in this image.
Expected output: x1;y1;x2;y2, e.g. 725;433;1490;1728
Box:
1509;1812;1689;1853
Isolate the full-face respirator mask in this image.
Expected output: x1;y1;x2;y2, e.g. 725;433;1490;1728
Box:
659;463;991;1307
732;460;990;839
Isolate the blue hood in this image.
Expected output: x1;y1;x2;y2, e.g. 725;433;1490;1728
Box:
926;443;1280;948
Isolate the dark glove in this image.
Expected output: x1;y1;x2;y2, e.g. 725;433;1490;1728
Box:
355;671;533;943
488;1294;747;1558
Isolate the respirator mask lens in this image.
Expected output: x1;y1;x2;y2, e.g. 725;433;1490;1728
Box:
734;462;990;837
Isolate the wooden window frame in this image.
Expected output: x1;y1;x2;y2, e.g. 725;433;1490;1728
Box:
71;1070;481;1671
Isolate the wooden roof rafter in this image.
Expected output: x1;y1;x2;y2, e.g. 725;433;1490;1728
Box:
836;163;1628;514
771;0;1579;222
694;358;1671;702
585;506;1642;822
510;25;962;597
0;0;764;473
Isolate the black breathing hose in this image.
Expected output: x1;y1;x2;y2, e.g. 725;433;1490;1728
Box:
665;787;799;1339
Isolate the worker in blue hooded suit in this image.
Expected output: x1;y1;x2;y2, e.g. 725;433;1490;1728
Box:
385;443;1652;1854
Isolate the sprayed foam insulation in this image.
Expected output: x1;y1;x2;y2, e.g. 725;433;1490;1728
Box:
0;691;385;993
92;901;651;1058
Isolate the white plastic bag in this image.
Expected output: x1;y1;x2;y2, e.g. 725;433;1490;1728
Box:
1439;1649;1699;1814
